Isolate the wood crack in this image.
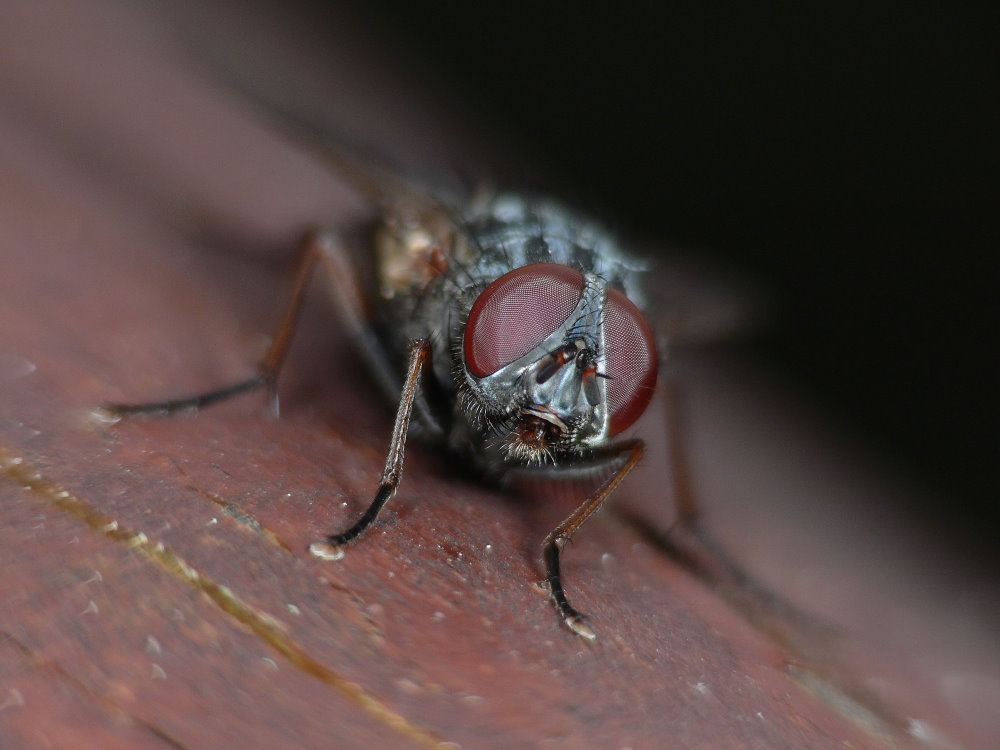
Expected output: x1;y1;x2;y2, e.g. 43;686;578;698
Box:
0;448;452;750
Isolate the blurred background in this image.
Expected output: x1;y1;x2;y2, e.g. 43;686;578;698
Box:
307;0;999;561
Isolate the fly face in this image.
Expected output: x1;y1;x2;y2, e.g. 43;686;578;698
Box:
459;262;658;466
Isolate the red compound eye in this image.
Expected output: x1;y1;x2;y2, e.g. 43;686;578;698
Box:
464;264;584;378
604;287;658;434
463;263;658;435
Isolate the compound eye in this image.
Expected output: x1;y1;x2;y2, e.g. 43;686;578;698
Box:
464;264;584;377
604;287;658;434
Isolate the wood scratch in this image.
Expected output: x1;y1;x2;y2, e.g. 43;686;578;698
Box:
197;488;293;552
164;453;293;551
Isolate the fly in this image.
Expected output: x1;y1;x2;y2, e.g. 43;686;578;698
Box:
103;136;662;641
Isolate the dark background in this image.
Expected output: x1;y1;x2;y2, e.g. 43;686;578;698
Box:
329;1;998;557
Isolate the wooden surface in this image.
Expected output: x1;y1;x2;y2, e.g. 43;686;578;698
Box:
1;2;997;749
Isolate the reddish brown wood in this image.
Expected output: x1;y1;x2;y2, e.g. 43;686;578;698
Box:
1;3;996;749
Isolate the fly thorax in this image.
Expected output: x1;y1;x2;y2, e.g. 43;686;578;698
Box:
374;202;457;299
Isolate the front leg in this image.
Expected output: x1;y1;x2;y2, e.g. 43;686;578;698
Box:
537;439;645;640
309;338;431;559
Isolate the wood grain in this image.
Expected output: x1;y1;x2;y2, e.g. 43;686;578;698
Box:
1;2;995;749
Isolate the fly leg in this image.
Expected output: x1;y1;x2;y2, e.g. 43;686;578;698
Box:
104;230;437;558
102;229;394;419
646;375;749;589
608;374;736;583
310;338;431;559
541;439;645;640
665;376;699;529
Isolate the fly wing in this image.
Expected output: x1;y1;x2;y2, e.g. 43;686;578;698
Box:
213;61;762;349
256;105;471;211
203;64;476;213
638;247;767;349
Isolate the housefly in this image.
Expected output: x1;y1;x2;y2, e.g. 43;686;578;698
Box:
103;135;664;641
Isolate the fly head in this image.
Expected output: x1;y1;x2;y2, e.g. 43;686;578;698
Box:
460;263;658;465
